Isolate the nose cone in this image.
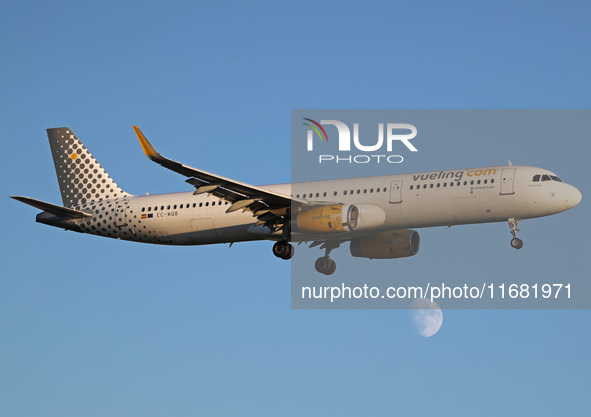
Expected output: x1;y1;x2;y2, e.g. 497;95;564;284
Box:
565;185;582;210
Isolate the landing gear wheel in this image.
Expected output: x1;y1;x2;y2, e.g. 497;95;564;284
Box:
326;258;336;275
315;256;336;275
507;218;524;250
273;241;294;260
510;237;524;249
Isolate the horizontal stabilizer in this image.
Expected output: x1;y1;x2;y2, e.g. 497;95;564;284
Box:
11;196;92;218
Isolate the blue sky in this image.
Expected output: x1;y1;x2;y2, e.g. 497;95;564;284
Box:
2;1;590;416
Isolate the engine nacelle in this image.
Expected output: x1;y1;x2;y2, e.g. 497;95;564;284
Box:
350;229;420;259
349;204;386;231
295;204;385;234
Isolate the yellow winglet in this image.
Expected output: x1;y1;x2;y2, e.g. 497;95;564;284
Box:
133;126;159;158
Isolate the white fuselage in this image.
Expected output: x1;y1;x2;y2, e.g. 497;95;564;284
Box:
50;165;580;245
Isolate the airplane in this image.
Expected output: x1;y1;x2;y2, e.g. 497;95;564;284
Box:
11;127;582;275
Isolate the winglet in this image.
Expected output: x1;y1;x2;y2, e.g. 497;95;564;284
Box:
133;126;160;161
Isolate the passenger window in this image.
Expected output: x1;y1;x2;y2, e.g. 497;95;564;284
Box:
383;187;387;192
484;179;487;184
477;180;481;185
450;182;454;187
141;207;145;212
205;203;208;207
199;203;203;207
357;190;360;194
443;183;447;187
470;180;474;185
533;175;540;182
430;184;433;188
173;205;177;209
154;206;158;211
323;192;327;197
363;189;367;193
370;188;374;193
491;179;495;184
148;207;151;211
167;205;171;210
344;191;347;195
334;191;337;196
423;184;427;189
437;183;440;188
410;185;414;190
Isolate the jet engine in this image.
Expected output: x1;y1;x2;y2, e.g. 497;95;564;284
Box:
350;229;420;259
295;204;385;234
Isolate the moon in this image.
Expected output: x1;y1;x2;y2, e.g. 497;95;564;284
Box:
410;298;443;337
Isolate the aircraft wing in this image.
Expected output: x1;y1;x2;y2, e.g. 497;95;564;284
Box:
133;126;306;227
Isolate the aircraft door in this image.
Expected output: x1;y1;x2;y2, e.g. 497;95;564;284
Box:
500;168;516;195
390;180;403;203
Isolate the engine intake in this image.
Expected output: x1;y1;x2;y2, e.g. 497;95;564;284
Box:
350;229;420;259
295;204;385;234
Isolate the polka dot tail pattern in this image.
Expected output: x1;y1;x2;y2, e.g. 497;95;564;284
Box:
47;128;128;207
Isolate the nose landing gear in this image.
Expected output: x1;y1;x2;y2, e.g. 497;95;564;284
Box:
508;218;524;249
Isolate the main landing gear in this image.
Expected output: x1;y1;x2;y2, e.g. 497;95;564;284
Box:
315;256;336;275
272;239;338;275
273;240;294;260
314;241;339;276
508;218;524;249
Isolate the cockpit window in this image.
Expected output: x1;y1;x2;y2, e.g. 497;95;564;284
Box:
534;174;563;183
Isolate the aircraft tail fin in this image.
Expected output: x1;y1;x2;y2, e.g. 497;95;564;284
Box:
46;128;129;207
